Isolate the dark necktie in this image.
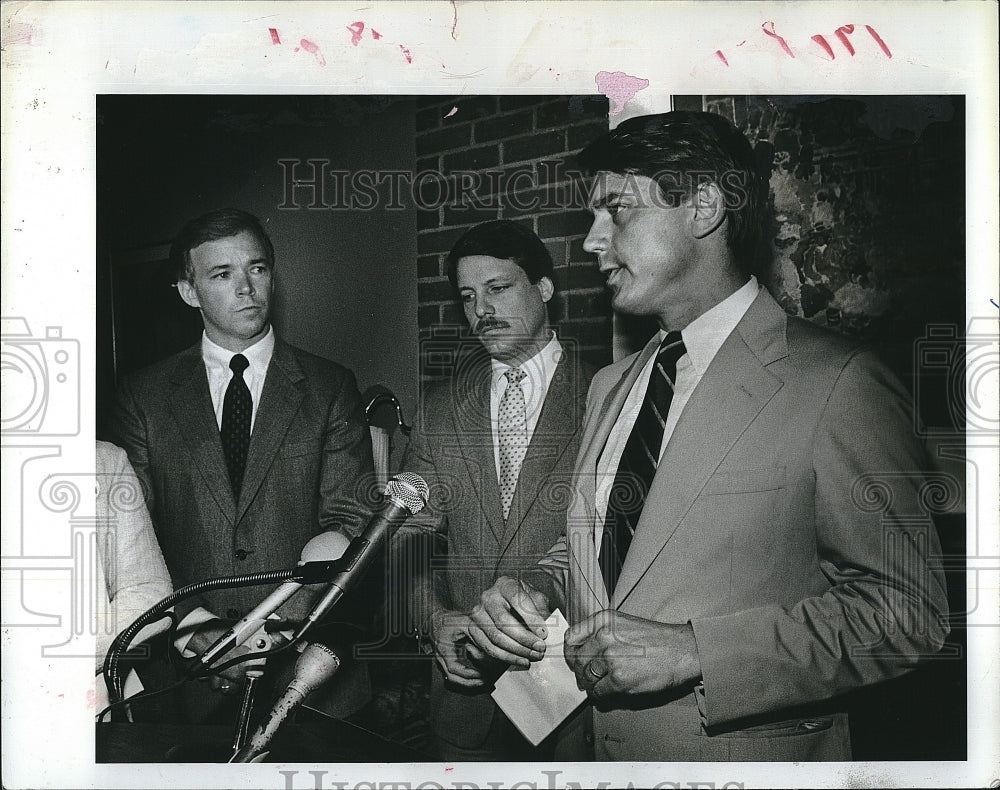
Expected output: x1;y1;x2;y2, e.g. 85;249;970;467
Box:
221;353;252;500
599;331;687;595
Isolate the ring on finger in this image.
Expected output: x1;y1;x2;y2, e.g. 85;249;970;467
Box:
586;659;608;680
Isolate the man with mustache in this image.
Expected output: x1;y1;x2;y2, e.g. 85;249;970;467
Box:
400;219;595;760
465;112;950;761
108;208;376;725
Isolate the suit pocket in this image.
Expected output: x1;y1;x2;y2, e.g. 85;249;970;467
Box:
709;715;834;739
701;465;786;495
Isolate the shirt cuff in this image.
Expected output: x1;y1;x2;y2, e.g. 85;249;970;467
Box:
173;607;217;657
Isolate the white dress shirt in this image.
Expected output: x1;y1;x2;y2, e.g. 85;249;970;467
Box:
201;326;275;432
593;277;761;548
489;333;563;482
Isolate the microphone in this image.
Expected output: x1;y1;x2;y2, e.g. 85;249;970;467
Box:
198;530;351;669
230;642;341;762
297;473;428;637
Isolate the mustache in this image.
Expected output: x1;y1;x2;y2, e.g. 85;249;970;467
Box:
474;318;511;334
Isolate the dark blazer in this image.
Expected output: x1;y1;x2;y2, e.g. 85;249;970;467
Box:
400;345;594;750
108;337;376;715
550;288;950;761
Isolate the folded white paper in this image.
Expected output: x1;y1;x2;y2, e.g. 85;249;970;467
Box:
491;609;586;746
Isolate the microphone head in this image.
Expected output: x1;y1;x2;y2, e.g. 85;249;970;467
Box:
294;642;342;692
300;530;352;563
384;473;429;515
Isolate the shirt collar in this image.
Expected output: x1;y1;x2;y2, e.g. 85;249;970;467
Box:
201;325;275;377
661;276;760;376
490;332;562;390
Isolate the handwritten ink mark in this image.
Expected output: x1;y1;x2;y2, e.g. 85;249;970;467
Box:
400;44;413;64
812;35;835;59
715;50;729;66
990;299;999;309
865;25;892;57
296;38;326;66
268;28;281;45
762;21;795;58
835;25;856;56
347;21;365;46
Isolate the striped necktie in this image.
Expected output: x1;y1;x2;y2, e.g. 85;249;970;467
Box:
599;331;686;595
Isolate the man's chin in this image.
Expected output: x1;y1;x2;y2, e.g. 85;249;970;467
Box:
478;336;518;362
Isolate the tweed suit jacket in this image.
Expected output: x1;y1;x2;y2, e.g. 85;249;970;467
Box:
400;346;594;750
108;337;376;715
543;288;950;761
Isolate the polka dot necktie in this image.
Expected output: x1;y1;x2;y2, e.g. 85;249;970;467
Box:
599;332;687;595
498;367;528;521
221;353;252;500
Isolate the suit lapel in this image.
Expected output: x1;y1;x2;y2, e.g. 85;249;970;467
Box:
497;355;577;555
613;291;788;607
237;339;304;521
167;345;236;525
453;359;505;545
569;338;661;612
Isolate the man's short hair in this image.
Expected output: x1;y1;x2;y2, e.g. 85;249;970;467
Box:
445;220;555;289
576;111;767;276
170;208;275;284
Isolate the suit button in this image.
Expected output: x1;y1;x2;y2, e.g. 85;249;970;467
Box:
235;549;248;561
226;608;240;620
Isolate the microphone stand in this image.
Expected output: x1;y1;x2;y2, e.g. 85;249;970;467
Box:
101;559;352;719
232;668;265;754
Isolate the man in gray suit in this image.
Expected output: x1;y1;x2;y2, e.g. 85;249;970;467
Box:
400;220;594;760
466;113;950;761
109;208;375;723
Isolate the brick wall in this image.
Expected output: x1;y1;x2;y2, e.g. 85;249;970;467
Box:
413;95;611;378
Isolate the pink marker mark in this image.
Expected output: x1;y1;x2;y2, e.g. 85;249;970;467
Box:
811;34;835;59
268;28;281;45
444;106;458;118
715;50;730;66
86;689;96;709
371;28;383;40
297;38;327;66
762;21;795;58
347;21;365;46
399;44;413;64
595;70;650;115
835;25;856;56
865;25;892;57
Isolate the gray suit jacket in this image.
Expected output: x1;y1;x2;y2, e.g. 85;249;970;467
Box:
400;347;594;749
546;289;949;760
109;337;376;715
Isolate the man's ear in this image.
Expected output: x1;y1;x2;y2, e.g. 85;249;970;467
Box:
536;276;555;303
690;181;726;239
176;279;201;308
